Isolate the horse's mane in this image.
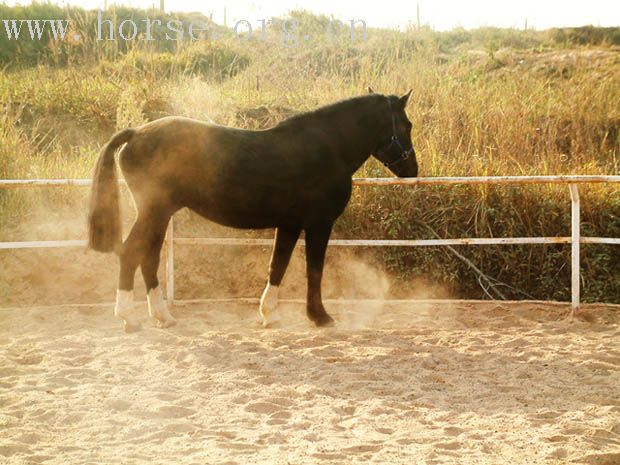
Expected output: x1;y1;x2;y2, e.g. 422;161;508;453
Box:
275;94;386;128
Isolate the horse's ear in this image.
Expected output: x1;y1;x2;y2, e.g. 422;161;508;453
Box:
367;86;374;94
399;89;412;107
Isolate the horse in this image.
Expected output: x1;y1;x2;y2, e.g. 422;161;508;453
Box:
87;90;418;332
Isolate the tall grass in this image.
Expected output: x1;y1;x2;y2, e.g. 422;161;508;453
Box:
0;5;618;301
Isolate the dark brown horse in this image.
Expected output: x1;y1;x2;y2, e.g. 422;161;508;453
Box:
88;90;418;331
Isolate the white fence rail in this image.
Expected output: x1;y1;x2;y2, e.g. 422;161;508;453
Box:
2;175;620;313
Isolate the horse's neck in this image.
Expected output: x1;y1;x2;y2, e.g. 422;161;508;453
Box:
310;104;384;175
275;99;385;175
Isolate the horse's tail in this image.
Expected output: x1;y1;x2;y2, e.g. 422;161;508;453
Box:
87;128;135;253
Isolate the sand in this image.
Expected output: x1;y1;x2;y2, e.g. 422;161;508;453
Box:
1;300;620;465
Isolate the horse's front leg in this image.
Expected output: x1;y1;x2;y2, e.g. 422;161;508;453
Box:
304;222;335;327
260;226;301;327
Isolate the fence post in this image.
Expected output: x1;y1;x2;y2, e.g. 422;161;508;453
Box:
165;216;174;304
569;184;580;315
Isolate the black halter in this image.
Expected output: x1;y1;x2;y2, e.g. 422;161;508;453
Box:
376;98;414;169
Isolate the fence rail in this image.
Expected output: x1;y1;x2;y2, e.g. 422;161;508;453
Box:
2;175;620;313
1;175;619;189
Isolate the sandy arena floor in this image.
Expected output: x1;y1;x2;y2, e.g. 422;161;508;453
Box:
1;300;620;465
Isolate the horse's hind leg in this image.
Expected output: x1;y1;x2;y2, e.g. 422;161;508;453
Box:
140;212;175;328
115;207;172;332
260;226;301;327
115;213;152;332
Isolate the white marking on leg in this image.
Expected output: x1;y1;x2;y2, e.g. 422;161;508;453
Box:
147;286;176;328
114;289;140;332
259;282;279;327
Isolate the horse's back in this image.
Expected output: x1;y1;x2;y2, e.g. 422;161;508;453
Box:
118;116;351;228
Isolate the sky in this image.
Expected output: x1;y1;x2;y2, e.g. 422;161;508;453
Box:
7;0;620;30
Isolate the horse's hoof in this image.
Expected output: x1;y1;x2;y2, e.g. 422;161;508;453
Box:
313;314;335;328
260;306;270;327
260;283;279;327
123;320;142;333
260;304;283;328
147;287;176;329
156;317;177;329
151;309;177;328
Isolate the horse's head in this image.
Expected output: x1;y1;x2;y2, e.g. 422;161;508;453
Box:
371;90;418;178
